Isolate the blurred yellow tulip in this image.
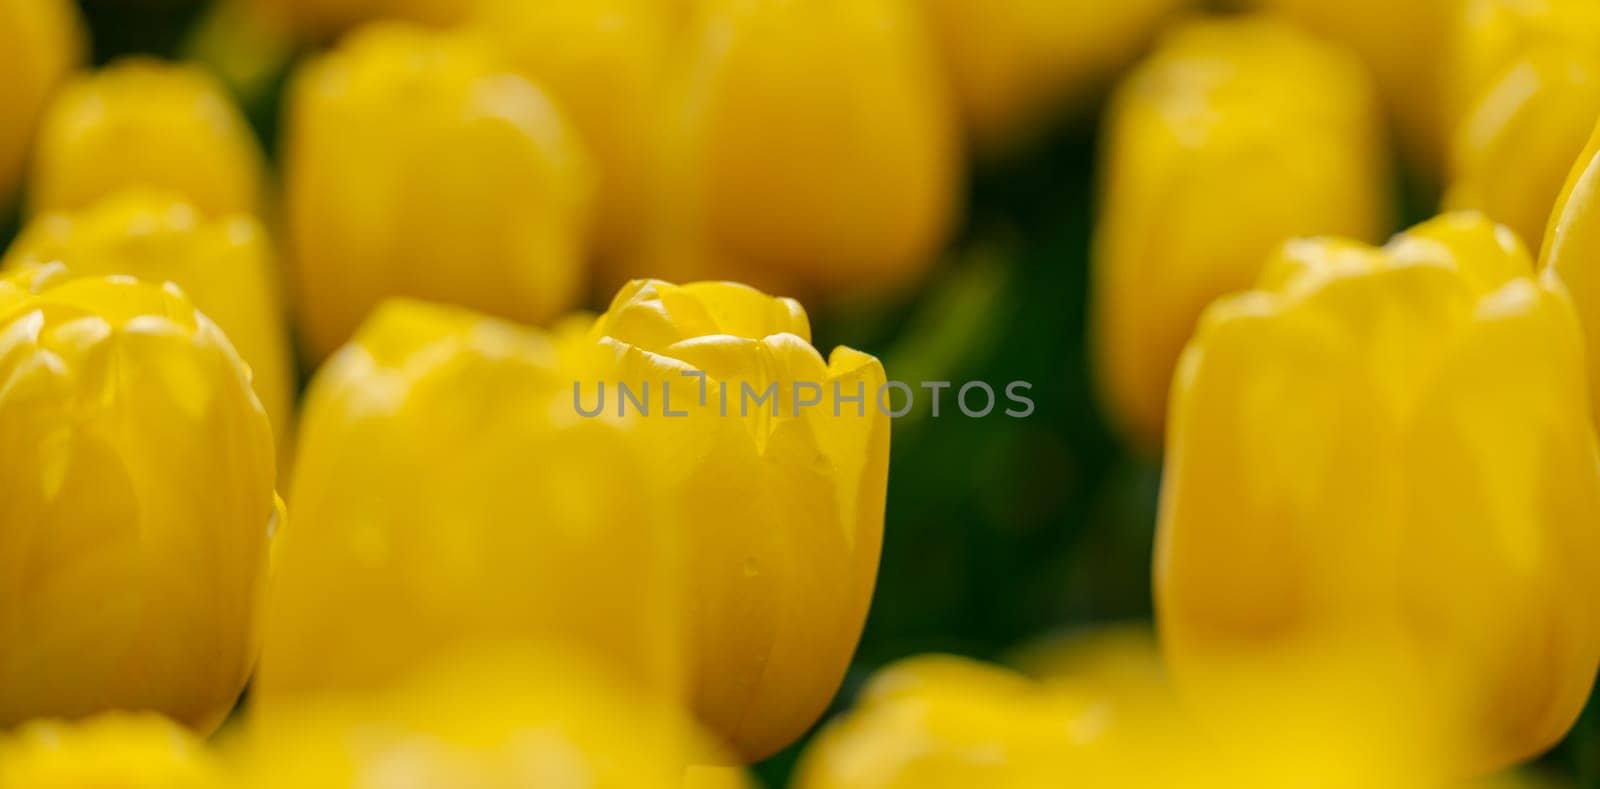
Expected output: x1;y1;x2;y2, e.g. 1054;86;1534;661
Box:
255;299;684;711
1010;623;1175;710
579;279;890;761
239;646;744;788
469;0;673;276
244;0;473;40
1157;213;1600;774
1091;15;1392;453
792;655;1087;788
0;268;278;734
801;628;1498;788
28;59;266;218
1445;0;1600;248
650;0;960;298
283;23;594;361
0;714;222;789
3;190;294;472
919;0;1193;153
1540;117;1600;427
0;0;82;207
1248;0;1464;176
1443;0;1600;135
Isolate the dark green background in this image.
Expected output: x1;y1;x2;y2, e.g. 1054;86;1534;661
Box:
5;2;1591;785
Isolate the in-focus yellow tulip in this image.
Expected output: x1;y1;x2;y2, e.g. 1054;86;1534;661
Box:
918;0;1192;154
469;0;672;276
649;0;960;298
0;267;278;733
1247;0;1463;176
1091;15;1391;453
28;59;267;218
244;0;473;40
283;23;594;361
239;646;744;788
578;279;890;761
1157;213;1600;774
3;190;294;472
0;714;221;789
1445;0;1600;249
255;298;684;711
0;0;81;207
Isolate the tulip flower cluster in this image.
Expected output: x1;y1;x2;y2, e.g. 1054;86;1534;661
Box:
7;0;1600;785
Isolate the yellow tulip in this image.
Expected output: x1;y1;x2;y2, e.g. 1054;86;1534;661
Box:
792;655;1086;789
1157;213;1600;774
918;0;1192;154
239;646;744;788
244;0;473;40
1247;0;1463;176
579;279;890;761
1009;625;1198;776
0;714;222;789
283;23;594;361
254;299;684;710
1540;118;1600;428
800;630;1482;788
1091;15;1391;453
28;59;267;218
1444;0;1600;249
1009;624;1176;709
261;278;885;763
0;0;81;207
469;0;672;276
3;190;294;473
1013;627;1461;786
650;0;960;298
0;268;278;733
1443;0;1600;136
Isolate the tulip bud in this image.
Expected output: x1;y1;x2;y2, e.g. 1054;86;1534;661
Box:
240;647;744;788
255;299;683;709
283;23;594;360
1444;0;1600;248
0;0;81;207
1157;213;1600;774
468;0;672;275
650;0;960;298
1246;0;1462;176
4;190;294;472
918;0;1192;154
580;279;890;760
1091;16;1391;453
0;268;278;733
28;59;266;218
0;714;221;789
